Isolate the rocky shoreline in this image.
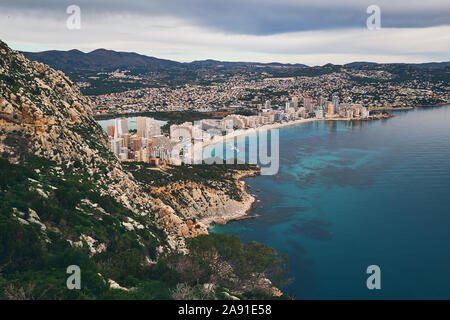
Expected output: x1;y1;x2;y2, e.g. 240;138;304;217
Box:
198;169;260;229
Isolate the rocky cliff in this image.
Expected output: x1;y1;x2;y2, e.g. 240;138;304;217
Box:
149;171;259;227
0;40;206;255
124;161;260;224
0;40;284;300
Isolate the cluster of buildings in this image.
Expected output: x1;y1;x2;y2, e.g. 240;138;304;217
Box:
93;80;250;115
247;95;369;124
107;94;371;165
300;95;370;119
108;116;178;165
91;66;449;118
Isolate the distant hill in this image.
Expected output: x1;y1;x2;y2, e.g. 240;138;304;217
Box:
22;48;449;74
22;49;309;72
344;62;379;67
190;59;309;68
395;61;450;69
22;48;182;72
345;61;450;69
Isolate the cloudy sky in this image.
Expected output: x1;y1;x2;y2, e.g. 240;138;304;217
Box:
0;0;449;65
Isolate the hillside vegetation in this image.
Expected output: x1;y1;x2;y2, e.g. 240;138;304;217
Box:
0;40;289;300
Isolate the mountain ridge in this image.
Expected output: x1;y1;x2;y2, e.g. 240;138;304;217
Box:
21;48;450;73
22;48;311;71
22;48;181;72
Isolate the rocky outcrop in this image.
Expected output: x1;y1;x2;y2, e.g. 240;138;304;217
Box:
0;39;284;300
0;40;203;253
0;39;253;254
150;169;260;228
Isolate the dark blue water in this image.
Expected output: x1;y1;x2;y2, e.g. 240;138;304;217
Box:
211;105;450;299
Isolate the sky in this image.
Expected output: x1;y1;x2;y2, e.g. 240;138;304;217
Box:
0;0;449;65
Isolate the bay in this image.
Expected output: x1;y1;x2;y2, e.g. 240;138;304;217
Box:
211;105;450;299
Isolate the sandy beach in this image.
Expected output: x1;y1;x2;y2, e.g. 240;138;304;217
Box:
194;117;364;153
195;114;398;155
198;118;321;151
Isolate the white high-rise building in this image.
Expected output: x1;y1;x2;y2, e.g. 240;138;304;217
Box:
319;96;327;109
303;96;313;113
136;117;148;138
292;96;299;109
137;117;161;138
170;122;201;142
332;95;339;113
114;118;128;139
146;119;161;138
111;138;124;156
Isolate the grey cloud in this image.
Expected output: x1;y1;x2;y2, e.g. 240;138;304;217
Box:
1;0;449;35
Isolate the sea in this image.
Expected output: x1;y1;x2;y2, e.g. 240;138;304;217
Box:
210;105;450;299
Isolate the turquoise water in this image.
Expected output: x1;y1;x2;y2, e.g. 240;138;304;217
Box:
211;105;450;299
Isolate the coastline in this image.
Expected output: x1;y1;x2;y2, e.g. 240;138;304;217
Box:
196;118;328;154
203;104;450;299
93;102;450;121
197;119;323;228
416;101;450;108
197;118;347;229
198;115;395;229
369;102;450;112
197;115;393;152
369;106;414;111
199;169;260;228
